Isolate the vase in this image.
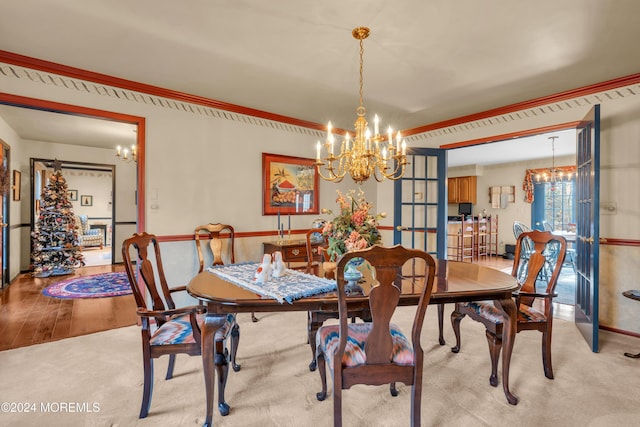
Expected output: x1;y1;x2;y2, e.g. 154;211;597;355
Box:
343;258;364;294
344;258;363;282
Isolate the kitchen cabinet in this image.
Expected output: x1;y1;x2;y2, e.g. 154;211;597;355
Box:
448;176;477;204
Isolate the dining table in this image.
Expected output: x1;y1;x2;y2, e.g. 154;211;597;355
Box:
187;258;520;427
551;230;576;243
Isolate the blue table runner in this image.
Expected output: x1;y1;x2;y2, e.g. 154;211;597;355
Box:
207;262;337;304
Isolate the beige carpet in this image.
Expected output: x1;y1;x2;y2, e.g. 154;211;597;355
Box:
1;306;639;426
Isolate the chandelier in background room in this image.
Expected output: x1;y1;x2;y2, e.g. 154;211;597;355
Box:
315;27;407;184
534;136;574;191
115;144;137;163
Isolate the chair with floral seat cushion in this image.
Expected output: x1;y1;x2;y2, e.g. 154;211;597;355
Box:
122;232;239;418
315;244;436;427
75;215;103;248
305;228;370;372
450;230;567;385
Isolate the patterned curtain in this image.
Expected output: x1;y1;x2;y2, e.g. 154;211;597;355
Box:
523;165;576;203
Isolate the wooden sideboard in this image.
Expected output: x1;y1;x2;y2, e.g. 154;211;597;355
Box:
262;239;321;264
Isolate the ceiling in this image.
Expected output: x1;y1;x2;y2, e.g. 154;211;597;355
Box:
0;105;137;150
1;0;638;165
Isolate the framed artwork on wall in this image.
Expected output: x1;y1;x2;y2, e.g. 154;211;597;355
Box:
80;195;93;206
262;152;319;215
67;189;78;201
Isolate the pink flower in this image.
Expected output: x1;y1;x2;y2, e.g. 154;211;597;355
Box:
345;230;368;252
352;208;367;226
336;193;348;210
322;222;333;235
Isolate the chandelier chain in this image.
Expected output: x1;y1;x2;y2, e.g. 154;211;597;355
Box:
358;36;365;115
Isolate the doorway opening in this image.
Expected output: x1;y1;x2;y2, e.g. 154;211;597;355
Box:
446;129;577;306
31;159;116;267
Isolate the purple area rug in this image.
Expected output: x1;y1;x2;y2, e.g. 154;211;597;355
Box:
42;272;132;299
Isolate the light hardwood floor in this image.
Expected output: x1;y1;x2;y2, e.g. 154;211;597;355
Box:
0;264;136;351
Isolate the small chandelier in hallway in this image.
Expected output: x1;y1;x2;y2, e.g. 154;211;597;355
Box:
115;145;137;163
535;136;572;191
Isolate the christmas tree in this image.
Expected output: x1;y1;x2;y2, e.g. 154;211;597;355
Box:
31;159;85;277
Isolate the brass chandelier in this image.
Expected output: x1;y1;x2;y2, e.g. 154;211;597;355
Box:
314;27;407;184
534;136;574;191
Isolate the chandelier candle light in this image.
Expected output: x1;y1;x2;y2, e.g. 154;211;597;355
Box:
535;136;573;192
115;144;137;163
315;27;408;184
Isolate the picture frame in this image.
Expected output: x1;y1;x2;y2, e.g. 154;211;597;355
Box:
80;195;93;206
67;189;78;201
12;170;21;201
262;152;319;215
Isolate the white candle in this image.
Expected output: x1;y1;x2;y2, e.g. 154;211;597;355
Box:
327;121;332;142
374;114;379;135
345;132;351;151
382;147;388;160
365;128;371;150
116;145;122;156
387;127;393;148
396;131;402;152
402;140;407;155
316;141;321;160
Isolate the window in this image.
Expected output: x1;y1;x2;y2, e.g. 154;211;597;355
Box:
533;179;575;231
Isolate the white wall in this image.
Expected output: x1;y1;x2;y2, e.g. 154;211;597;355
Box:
64;169;112;218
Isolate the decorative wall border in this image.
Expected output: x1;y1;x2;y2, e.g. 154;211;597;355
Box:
1;50;639;143
0;51;326;139
403;74;640;143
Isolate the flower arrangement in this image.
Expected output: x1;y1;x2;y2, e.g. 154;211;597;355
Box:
321;189;385;261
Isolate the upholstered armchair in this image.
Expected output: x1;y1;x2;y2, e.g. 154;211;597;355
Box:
75;215;103;249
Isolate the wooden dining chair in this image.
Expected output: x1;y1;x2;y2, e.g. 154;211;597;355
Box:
450;230;567;385
315;244;436;427
195;222;257;324
305;229;371;371
122;232;239;418
304;228;326;276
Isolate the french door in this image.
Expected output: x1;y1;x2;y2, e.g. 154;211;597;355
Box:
574;105;600;352
393;148;447;258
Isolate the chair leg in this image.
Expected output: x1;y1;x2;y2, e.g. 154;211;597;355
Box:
438;304;445;345
390;382;398;396
450;305;466;353
251;312;259;322
333;383;343;427
316;350;328;401
542;328;554;379
485;330;502;387
410;379;423;427
230;323;241;372
140;356;154;418
214;342;231;416
308;311;322;371
165;353;176;380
